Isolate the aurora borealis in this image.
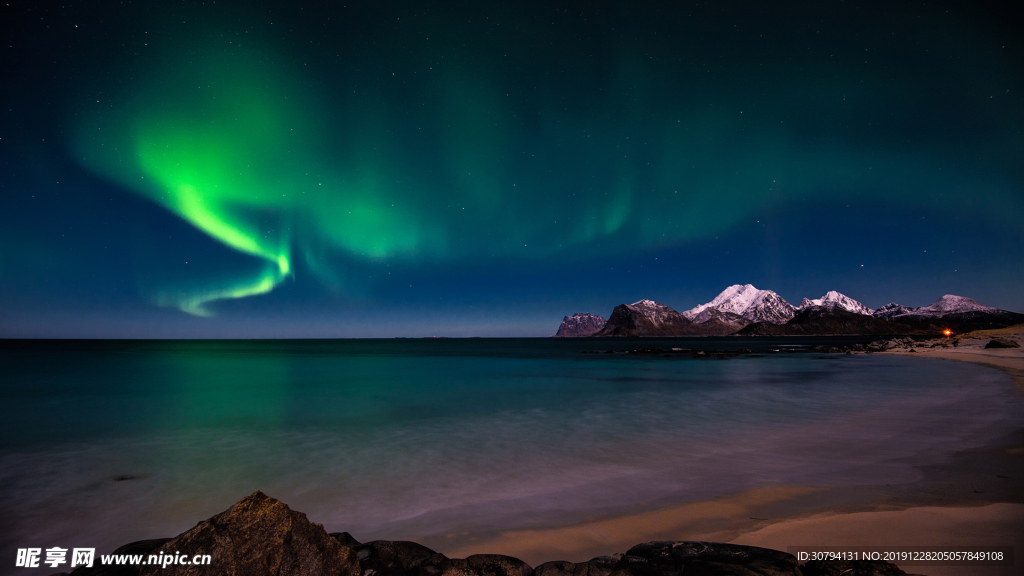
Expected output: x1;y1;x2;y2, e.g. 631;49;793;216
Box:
1;0;1021;336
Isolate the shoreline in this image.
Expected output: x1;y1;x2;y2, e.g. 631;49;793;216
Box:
882;324;1024;390
433;326;1024;575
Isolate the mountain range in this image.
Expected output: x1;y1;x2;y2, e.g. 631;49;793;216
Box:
555;285;1023;337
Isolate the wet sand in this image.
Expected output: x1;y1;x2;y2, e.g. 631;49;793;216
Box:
439;485;830;564
438;325;1024;575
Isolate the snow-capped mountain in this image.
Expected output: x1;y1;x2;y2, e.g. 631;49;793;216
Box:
872;303;918;321
871;295;998;321
797;291;873;315
554;313;607;337
683;284;796;325
871;295;1023;332
897;295;999;318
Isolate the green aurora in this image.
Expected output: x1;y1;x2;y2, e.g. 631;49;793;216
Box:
67;9;1022;317
74;51;436;314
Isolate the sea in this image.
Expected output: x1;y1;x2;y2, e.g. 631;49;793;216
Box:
1;337;1021;571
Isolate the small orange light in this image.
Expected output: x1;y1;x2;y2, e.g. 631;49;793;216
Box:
943;329;952;337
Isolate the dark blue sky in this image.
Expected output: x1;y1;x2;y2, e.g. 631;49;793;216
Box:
1;0;1021;337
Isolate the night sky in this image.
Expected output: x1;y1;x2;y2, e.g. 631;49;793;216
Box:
1;0;1021;338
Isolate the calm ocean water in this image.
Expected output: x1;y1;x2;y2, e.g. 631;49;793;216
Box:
1;338;1021;568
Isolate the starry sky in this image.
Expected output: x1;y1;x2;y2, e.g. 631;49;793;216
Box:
1;0;1021;338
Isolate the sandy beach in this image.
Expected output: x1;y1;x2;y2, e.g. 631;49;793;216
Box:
885;324;1024;390
439;325;1024;576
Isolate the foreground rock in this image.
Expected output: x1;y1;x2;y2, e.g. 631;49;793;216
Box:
62;491;359;576
555;313;607;337
985;338;1021;349
60;492;919;576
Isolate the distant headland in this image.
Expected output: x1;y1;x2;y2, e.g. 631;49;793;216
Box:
555;285;1024;337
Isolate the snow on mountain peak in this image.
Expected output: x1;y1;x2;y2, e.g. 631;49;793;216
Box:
916;295;997;315
798;291;873;315
872;295;1000;320
872;303;918;320
630;298;660;308
684;284;796;324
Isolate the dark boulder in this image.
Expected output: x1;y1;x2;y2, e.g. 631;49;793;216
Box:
984;338;1021;349
429;554;533;576
465;554;534;576
533;560;613;576
135;491;360;576
354;540;443;576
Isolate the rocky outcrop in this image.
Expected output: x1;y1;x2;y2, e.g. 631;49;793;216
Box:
59;493;917;576
864;337;919;352
594;300;703;337
555;313;607;337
